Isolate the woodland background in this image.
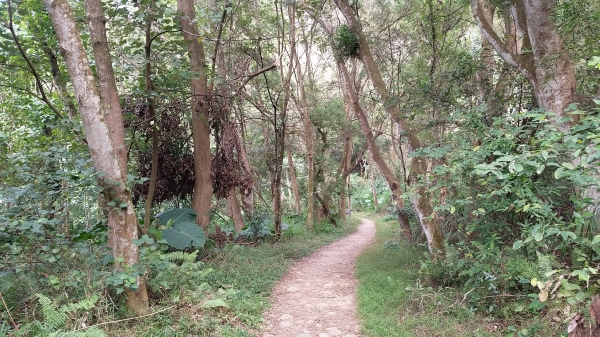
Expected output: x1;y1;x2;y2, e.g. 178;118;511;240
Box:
1;0;600;335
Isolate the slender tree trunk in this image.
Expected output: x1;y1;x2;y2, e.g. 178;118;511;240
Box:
236;102;255;217
41;44;78;119
334;0;441;255
143;12;159;234
269;1;296;238
370;161;379;209
287;147;302;213
47;0;148;313
292;30;315;230
178;0;213;230
338;60;412;240
227;187;244;233
339;131;352;222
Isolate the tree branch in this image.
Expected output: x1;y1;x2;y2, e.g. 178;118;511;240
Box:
472;0;518;68
6;0;64;120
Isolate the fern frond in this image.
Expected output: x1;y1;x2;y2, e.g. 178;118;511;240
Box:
60;295;99;314
162;251;198;262
36;293;67;330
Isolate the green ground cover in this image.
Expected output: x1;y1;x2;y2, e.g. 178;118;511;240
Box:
355;215;503;337
104;219;359;336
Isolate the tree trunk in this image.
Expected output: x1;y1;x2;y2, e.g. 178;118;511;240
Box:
338;60;412;240
236;102;255;217
227;188;244;233
177;0;213;230
268;1;296;238
472;0;577;128
85;0;128;173
370;161;379;209
41;44;78;119
287;147;302;213
339;130;352;222
46;0;148;313
334;0;442;256
294;65;314;230
143;11;159;234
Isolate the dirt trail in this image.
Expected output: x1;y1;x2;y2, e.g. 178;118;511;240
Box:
261;218;376;337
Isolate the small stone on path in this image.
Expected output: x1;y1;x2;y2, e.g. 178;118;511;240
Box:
280;321;293;328
280;314;293;321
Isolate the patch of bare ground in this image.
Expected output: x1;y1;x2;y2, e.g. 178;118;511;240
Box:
261;219;376;337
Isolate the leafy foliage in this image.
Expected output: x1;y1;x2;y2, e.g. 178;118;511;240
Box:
156;208;206;249
418;107;600;315
334;24;360;60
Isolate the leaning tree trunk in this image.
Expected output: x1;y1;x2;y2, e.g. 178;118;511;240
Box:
338;60;412;240
178;0;213;230
334;0;443;257
46;0;148;313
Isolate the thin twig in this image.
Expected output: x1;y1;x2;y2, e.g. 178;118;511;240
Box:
461;287;475;304
0;292;17;330
67;305;176;334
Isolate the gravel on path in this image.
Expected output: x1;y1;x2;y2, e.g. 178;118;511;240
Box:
261;218;376;337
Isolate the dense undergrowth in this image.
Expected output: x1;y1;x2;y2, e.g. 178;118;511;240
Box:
353;107;600;336
0;212;358;336
356;215;565;337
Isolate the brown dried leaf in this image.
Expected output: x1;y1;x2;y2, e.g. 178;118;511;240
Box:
539;290;548;302
568;312;584;336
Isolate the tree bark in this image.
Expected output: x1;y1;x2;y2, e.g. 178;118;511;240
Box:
85;0;128;173
177;0;213;230
46;0;148;313
142;8;159;234
40;44;78;119
334;0;439;253
227;187;244;233
292;48;315;230
472;0;577;128
286;146;302;213
369;160;379;209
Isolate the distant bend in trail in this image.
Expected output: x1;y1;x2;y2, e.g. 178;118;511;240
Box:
262;218;376;337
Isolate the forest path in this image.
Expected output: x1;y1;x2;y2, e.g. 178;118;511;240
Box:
261;218;376;337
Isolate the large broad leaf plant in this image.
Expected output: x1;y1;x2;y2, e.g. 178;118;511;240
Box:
155;208;206;250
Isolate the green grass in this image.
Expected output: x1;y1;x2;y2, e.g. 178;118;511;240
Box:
101;218;359;336
355;215;501;337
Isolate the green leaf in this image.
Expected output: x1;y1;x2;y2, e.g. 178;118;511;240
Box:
533;231;544;242
201;298;229;308
162;221;206;250
536;165;545;175
156;208;197;226
512;240;523;250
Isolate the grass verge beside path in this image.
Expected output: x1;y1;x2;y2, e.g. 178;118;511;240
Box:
106;219;359;337
355;215;501;337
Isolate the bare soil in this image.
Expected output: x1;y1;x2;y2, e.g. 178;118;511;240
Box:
261;218;376;337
